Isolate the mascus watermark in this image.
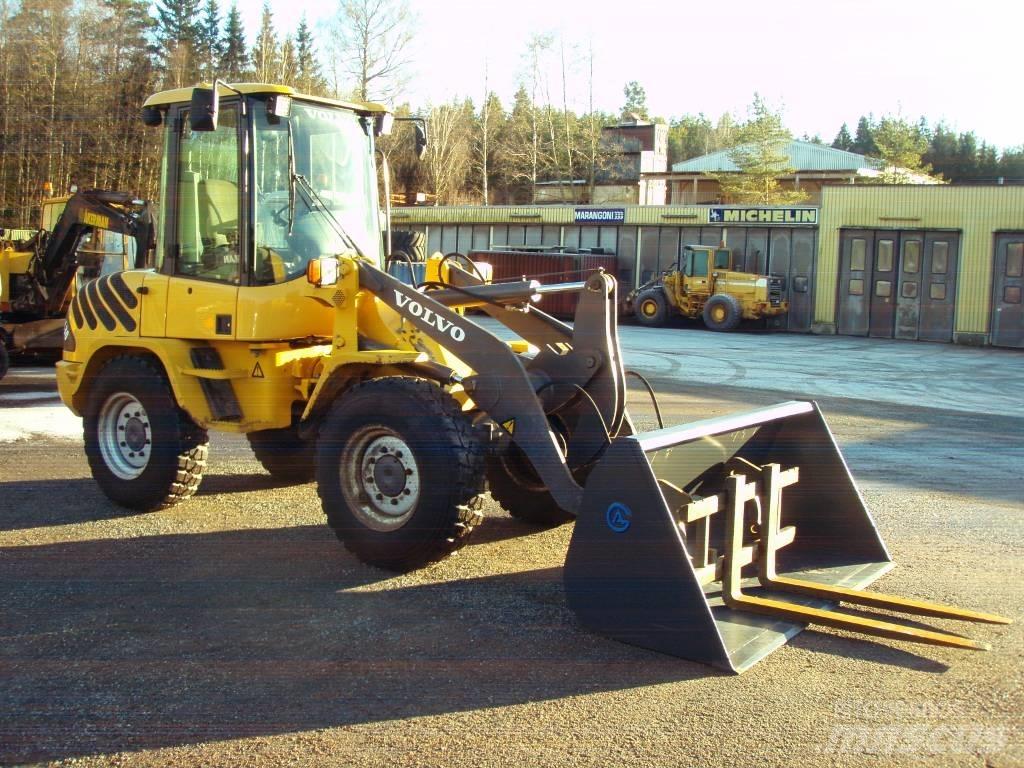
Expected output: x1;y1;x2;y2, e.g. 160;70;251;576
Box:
822;701;1010;757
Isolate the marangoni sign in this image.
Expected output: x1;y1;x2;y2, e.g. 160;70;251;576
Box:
709;208;818;225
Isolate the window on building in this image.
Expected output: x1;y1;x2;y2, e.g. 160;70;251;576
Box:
930;282;947;300
1007;243;1024;277
875;280;892;297
932;242;949;274
877;240;894;272
850;239;866;271
849;279;864;296
903;240;921;274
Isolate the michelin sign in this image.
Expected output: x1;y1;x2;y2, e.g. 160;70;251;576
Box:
708;207;818;225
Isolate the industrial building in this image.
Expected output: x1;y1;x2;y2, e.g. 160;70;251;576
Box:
391;185;1024;347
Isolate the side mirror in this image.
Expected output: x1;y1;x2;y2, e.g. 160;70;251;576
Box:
374;113;394;137
141;106;163;127
414;123;428;158
190;87;219;132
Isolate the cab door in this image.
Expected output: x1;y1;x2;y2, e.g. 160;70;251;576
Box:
164;102;243;340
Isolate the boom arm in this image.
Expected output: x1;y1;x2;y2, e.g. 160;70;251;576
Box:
358;261;629;516
32;190;154;315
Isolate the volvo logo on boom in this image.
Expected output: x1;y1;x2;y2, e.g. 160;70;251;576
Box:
392;290;466;342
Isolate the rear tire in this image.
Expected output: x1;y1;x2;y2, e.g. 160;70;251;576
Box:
248;425;315;484
84;356;208;511
634;289;668;327
316;377;486;571
486;447;575;527
702;293;742;331
0;342;9;381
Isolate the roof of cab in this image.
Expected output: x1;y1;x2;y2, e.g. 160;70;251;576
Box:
142;83;389;114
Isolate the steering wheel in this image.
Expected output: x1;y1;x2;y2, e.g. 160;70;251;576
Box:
271;204;292;228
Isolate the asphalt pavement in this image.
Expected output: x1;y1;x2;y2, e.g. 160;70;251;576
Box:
0;327;1021;767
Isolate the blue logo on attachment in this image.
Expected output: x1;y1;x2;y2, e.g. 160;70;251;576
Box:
606;503;632;533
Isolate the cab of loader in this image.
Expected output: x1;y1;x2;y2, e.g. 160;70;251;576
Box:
133;83;389;342
143;82;385;288
679;245;731;278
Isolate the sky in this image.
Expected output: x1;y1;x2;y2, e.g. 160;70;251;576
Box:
232;0;1023;150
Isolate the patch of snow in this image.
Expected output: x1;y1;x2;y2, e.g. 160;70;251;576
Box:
0;405;82;442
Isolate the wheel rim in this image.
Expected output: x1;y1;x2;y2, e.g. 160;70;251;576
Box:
340;426;420;531
640;299;657;317
98;392;152;480
711;305;726;322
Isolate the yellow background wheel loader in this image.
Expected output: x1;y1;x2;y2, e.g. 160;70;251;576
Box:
628;244;788;331
0;189;152;378
57;83;1008;672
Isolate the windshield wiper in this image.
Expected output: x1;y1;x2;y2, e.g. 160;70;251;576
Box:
287;120;297;236
292;172;366;260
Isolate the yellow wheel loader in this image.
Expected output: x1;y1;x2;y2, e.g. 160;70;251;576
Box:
57;83;1008;672
628;244;788;331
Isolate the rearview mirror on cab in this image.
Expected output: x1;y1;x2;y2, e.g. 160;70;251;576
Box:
190;87;219;132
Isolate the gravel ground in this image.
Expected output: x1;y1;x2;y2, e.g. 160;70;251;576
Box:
0;328;1021;768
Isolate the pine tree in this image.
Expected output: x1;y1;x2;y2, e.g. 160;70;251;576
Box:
250;2;278;82
851;116;877;156
154;0;200;48
154;0;201;85
621;80;648;120
832;123;853;151
955;132;979;179
294;16;324;93
715;94;807;205
924;123;958;180
873;116;932;183
197;0;222;81
220;3;247;80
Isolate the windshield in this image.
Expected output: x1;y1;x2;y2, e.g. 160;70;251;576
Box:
253;99;380;284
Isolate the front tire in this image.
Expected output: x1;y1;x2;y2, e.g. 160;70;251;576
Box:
84;356;208;511
316;377;486;571
702;293;742;331
0;342;9;381
634;289;668;327
486;447;575;527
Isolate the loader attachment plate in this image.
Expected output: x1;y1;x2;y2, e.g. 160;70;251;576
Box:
563;401;1008;672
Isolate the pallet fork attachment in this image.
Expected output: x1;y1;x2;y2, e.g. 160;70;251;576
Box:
563;401;1010;672
363;256;1007;670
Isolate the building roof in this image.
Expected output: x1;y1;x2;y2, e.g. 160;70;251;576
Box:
671;140;877;173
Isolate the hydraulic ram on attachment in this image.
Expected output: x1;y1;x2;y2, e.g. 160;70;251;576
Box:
563;401;1010;672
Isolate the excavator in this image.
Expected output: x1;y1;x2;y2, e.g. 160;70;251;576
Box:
55;83;1008;672
0;190;153;379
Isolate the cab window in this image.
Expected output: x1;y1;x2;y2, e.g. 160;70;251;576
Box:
692;250;709;277
175;105;240;283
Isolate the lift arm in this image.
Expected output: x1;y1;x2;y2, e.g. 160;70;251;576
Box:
32;189;154;315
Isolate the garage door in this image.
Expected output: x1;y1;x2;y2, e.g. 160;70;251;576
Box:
991;233;1024;348
838;229;960;341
